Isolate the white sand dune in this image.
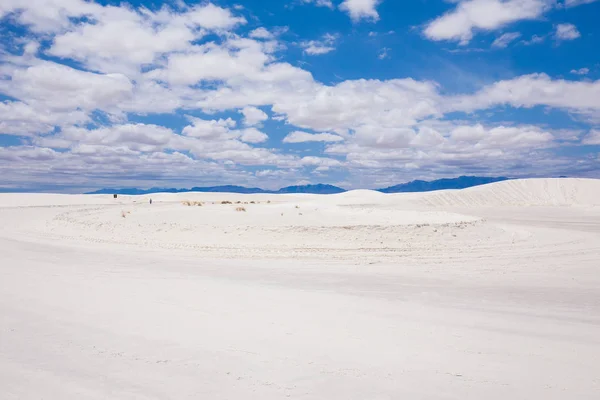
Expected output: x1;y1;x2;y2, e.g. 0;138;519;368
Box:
1;178;600;399
417;178;600;207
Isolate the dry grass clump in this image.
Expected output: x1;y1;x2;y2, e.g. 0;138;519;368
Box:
235;207;246;212
250;201;256;204
267;200;271;204
221;200;233;205
295;205;300;209
182;200;203;206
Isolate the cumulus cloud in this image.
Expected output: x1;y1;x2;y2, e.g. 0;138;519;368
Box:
0;1;247;79
447;74;600;120
182;117;237;140
492;32;522;48
300;156;343;169
424;0;552;44
563;0;598;6
238;128;269;144
339;0;382;22
300;33;339;55
283;131;345;143
555;23;581;41
571;68;590;75
240;107;269;126
0;101;88;136
301;0;334;8
249;27;274;40
521;34;546;45
582;130;600;145
0;61;133;113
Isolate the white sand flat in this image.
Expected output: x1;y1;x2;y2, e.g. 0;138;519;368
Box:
1;178;599;399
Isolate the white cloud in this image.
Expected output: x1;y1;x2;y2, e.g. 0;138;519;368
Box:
492;32;522;48
563;0;599;7
273;78;442;133
300;33;338;55
301;0;334;9
6;2;246;76
181;3;246;30
0;146;59;162
521;34;546;45
240;107;269;126
180;117;269;145
323;121;560;180
283;131;345;143
182;117;237;140
0;0;102;33
378;47;391;59
448;74;600;120
161;38;288;86
0;101;88;136
55;124;177;153
571;68;590;75
238;128;269;143
0;60;133;114
339;0;381;22
300;156;342;168
424;0;551;44
555;23;581;41
582;130;600;145
249;28;274;40
48;17;196;75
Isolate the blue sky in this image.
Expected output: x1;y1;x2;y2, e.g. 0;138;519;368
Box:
0;0;599;191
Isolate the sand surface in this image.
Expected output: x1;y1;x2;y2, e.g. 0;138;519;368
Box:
1;178;599;399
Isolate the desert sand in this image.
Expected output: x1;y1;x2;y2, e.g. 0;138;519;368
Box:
1;178;599;399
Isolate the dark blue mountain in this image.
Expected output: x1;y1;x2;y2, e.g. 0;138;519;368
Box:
87;186;266;195
87;177;510;196
87;184;346;195
276;184;346;194
88;187;183;195
188;185;266;194
378;176;509;193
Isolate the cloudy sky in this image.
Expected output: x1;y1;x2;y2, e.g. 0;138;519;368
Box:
0;0;599;191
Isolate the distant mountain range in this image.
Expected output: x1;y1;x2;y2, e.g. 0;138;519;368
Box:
87;176;510;195
378;176;509;193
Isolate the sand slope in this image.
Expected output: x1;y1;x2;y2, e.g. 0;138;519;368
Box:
417;178;600;207
1;178;599;399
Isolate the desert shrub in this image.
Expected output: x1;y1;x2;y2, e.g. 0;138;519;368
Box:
221;200;233;205
235;207;246;212
182;200;203;206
